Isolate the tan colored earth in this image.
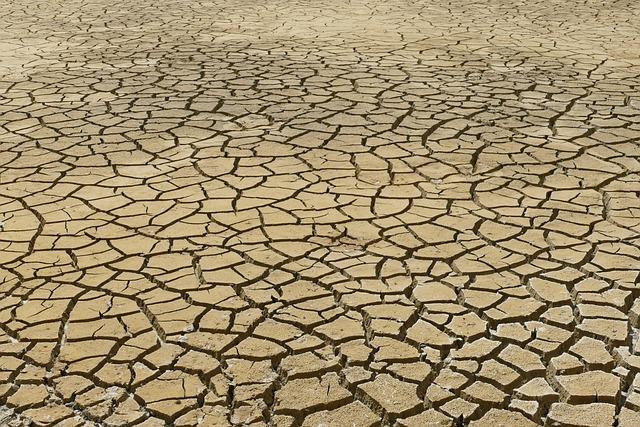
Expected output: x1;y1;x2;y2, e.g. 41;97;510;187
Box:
1;0;639;426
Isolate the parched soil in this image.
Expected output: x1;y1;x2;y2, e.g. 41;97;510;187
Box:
0;0;639;426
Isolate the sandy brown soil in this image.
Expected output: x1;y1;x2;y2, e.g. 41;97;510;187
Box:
1;0;639;425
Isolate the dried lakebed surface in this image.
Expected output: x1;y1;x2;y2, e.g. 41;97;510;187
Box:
1;0;640;426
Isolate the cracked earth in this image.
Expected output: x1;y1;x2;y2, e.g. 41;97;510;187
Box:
0;0;639;426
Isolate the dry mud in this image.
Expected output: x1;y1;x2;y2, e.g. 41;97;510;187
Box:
0;0;640;426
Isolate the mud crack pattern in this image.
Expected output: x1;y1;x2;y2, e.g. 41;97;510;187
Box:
1;0;640;426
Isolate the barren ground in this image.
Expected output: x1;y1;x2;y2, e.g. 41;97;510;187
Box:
1;0;640;426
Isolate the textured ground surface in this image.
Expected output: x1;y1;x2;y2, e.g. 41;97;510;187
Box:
1;0;640;425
